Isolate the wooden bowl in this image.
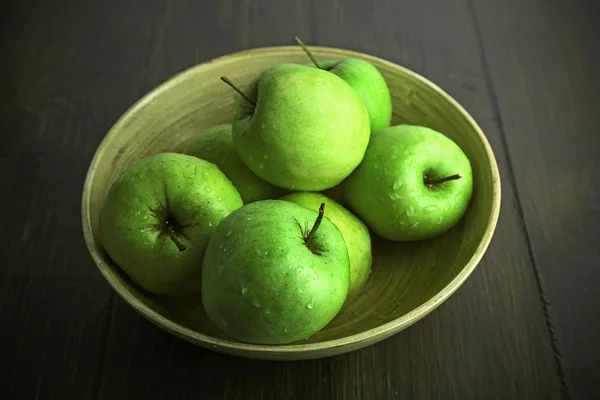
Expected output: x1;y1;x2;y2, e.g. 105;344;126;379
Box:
82;46;501;360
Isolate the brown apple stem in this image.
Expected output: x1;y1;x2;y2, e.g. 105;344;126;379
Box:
220;76;256;106
294;36;321;69
424;174;462;186
305;203;326;245
167;222;187;252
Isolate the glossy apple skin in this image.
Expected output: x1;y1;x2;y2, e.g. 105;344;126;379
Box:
99;153;243;295
232;63;370;191
344;125;473;241
202;200;350;345
185;123;285;204
281;192;372;300
315;58;392;134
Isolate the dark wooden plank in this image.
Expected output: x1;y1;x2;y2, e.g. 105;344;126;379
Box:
472;0;600;398
96;1;333;399
98;303;330;400
135;0;314;94
0;278;112;399
315;0;564;398
0;0;165;398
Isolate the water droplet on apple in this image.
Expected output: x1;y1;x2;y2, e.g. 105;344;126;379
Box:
264;250;269;256
424;205;438;214
263;154;268;159
223;247;228;252
437;216;444;224
205;187;211;193
264;308;272;315
226;231;232;236
298;287;304;293
241;287;248;295
406;205;416;216
259;164;265;169
290;184;296;189
283;327;288;334
392;180;404;190
246;217;252;221
252;299;260;308
208;222;213;227
295;266;303;274
306;298;315;309
412;221;420;228
261;122;268;129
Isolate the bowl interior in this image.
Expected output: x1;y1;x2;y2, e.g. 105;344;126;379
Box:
83;47;499;359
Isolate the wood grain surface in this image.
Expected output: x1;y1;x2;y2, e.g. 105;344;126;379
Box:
0;0;597;399
472;1;600;398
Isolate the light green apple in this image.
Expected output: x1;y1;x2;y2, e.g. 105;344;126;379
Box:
311;59;392;133
224;63;370;191
99;152;243;296
184;123;285;203
202;200;350;345
344;125;473;241
294;36;392;133
281;192;372;300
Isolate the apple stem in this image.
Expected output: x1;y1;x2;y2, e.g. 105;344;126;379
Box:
305;203;326;245
220;76;256;106
294;36;321;69
424;174;462;187
166;222;187;252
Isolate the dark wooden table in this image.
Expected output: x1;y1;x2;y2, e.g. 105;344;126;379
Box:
1;0;599;399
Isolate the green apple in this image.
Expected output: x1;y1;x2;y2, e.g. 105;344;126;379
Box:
344;125;473;241
184;123;285;203
281;192;372;300
99;152;243;296
222;63;370;191
202;200;350;345
316;59;392;133
294;36;392;133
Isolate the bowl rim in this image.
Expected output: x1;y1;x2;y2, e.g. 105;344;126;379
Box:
81;45;501;358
